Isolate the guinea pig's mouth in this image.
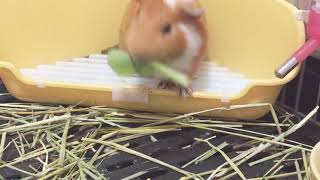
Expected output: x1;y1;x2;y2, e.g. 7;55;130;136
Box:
130;52;168;66
132;61;149;67
130;55;151;68
130;55;148;64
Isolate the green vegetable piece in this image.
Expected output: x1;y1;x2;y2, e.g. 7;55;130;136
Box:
107;49;137;76
107;49;189;86
150;63;189;87
134;63;155;77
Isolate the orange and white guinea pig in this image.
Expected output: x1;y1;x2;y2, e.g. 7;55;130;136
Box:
119;0;208;97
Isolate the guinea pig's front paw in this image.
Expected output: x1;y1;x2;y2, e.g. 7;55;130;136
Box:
178;86;193;98
157;80;193;97
157;80;177;90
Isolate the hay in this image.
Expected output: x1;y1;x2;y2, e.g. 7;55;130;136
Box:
0;101;317;179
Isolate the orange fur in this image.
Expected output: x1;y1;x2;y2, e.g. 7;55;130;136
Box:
119;0;208;80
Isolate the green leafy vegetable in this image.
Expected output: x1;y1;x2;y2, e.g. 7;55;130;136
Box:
107;49;189;86
107;49;137;76
149;63;189;87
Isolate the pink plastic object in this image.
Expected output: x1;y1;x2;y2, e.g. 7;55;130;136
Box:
275;0;320;78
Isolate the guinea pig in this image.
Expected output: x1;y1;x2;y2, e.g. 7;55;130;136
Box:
119;0;208;97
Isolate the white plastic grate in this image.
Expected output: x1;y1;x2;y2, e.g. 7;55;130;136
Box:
20;54;251;98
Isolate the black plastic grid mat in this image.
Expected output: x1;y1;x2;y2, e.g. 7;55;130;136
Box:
279;56;320;125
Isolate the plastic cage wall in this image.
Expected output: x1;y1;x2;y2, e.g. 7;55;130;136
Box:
279;0;320;123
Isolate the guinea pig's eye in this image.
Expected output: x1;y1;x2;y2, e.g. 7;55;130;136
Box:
162;24;172;35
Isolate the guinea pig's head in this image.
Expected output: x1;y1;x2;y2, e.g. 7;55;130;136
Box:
123;0;205;64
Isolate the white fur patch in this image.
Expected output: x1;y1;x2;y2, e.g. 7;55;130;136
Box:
163;0;177;10
169;22;202;73
164;0;197;10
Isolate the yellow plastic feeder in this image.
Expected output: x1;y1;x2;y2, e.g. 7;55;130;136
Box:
0;0;305;119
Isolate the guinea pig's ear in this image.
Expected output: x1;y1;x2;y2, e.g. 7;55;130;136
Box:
134;0;143;15
179;0;205;18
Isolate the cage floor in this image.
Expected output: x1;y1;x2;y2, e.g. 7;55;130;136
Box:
20;54;250;97
0;81;318;180
0;57;319;180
